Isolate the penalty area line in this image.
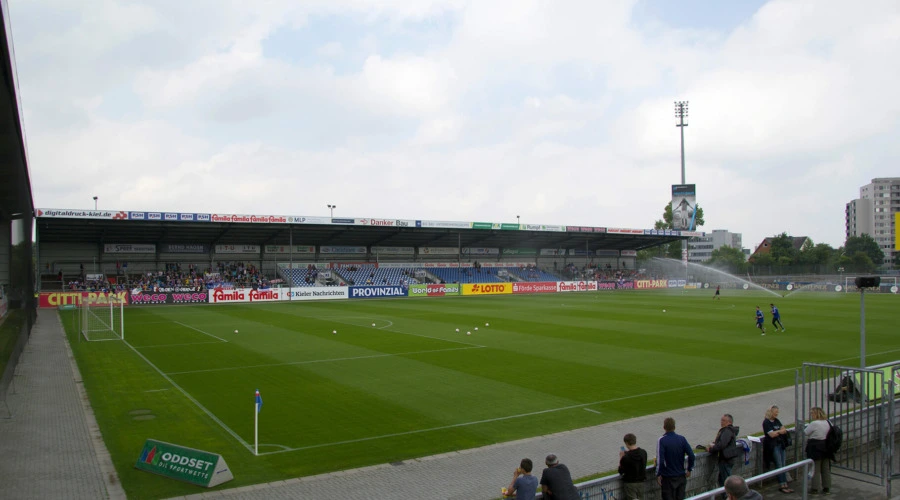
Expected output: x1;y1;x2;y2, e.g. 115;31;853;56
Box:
174;321;229;342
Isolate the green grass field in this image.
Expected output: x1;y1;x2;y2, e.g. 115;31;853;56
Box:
60;290;899;498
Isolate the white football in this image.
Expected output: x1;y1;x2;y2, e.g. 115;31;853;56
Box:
372;323;376;327
466;331;471;335
474;327;478;331
455;328;460;332
485;323;489;327
234;329;239;334
332;330;337;334
663;310;666;313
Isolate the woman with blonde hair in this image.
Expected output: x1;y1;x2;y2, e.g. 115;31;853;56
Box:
804;407;832;494
763;405;792;493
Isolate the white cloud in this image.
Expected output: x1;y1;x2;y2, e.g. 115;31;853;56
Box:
11;0;900;251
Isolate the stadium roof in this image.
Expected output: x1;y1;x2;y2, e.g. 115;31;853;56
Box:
0;1;34;222
35;210;691;252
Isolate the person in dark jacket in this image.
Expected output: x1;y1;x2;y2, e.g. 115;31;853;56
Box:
804;406;832;494
656;417;695;500
724;475;762;500
707;414;739;493
539;454;579;500
618;433;647;500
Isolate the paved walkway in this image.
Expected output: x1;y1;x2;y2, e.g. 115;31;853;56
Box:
1;309;895;499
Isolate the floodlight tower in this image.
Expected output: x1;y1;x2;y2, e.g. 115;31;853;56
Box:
327;204;336;218
675;101;689;284
675;101;688;184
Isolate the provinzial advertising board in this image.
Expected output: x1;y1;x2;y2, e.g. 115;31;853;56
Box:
38;291;129;308
461;283;512;296
348;286;408;299
135;439;233;487
511;282;557;294
409;284;461;297
287;287;349;301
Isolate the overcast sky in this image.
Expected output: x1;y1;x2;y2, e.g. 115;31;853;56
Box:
9;0;900;249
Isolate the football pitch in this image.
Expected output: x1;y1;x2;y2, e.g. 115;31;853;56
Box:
60;290;898;499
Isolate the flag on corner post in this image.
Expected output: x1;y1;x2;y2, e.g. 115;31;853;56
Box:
255;389;263;412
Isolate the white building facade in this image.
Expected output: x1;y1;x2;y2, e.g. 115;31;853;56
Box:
688;229;743;263
845;177;899;267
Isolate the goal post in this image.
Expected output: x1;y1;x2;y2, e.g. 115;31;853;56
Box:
81;296;125;341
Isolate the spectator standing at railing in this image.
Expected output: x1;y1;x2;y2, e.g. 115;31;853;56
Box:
502;458;538;500
656;417;694;500
762;405;793;493
618;433;647;500
707;414;739;495
804;406;832;494
539;454;578;500
723;475;761;500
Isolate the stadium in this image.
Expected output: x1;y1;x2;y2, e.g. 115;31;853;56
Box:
2;3;900;500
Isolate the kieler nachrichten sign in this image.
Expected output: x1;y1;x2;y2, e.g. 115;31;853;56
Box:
135;439;233;487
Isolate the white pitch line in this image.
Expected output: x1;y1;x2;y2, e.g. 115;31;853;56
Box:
174;321;229;342
122;339;253;453
144;388;169;393
166;345;486;375
135;341;224;349
583;408;603;415
254;346;900;456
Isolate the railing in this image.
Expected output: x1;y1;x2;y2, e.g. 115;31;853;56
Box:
686;459;813;499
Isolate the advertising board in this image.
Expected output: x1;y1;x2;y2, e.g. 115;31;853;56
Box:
209;288;284;304
287;287;348;301
130;291;209;305
511;282;557;294
134;439;232;487
38;291;128;308
460;283;512;296
557;281;599;292
408;284;461;297
348;286;408;299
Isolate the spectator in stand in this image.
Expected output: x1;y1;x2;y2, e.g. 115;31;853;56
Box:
539;454;578;500
763;405;793;493
656;417;694;500
503;458;538;500
618;433;648;500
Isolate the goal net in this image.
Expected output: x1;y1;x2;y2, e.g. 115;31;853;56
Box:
81;296;125;341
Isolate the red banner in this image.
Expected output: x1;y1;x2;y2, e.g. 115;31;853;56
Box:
39;291;129;308
512;282;558;294
635;279;669;289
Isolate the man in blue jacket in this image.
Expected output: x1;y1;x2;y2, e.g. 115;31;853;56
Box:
657;417;695;500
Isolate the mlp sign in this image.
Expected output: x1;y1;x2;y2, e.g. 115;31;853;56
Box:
135;439;233;487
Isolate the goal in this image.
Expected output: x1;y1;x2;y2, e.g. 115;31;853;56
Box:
80;296;125;341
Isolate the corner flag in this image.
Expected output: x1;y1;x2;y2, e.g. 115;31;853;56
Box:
254;389;262;455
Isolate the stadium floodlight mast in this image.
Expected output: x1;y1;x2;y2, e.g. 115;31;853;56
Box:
517;215;520;226
327;204;336;218
93;196;98;210
675;100;689;286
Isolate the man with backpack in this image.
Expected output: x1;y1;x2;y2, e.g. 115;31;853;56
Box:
707;414;740;494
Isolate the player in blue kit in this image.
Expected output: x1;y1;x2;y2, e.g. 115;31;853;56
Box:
755;306;766;335
770;303;785;332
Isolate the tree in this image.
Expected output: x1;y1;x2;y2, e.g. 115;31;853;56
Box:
706;245;748;274
844;234;885;268
893;251;900;270
799;242;838;273
653;203;706;260
768;232;798;266
849;251;877;273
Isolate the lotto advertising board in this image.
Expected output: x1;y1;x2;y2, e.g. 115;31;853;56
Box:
461;283;512;296
511;282;557;294
38;291;129;308
348;286;408;299
208;288;285;304
408;284;461;297
557;281;599;292
130;291;210;305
